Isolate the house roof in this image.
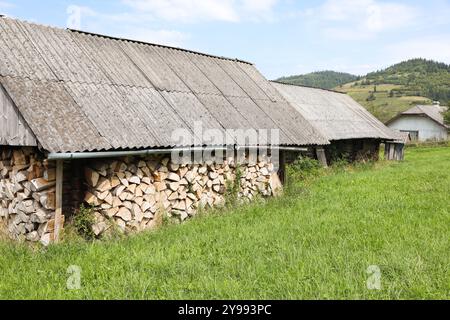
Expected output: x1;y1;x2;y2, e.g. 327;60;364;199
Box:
386;105;449;129
271;82;396;141
0;17;328;153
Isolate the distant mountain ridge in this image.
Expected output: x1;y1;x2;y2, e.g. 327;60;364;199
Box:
364;59;450;103
276;59;450;122
275;71;359;90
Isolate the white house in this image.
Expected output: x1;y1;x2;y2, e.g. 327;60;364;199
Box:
386;104;449;142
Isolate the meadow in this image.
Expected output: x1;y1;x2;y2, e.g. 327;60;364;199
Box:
337;83;431;123
0;146;449;300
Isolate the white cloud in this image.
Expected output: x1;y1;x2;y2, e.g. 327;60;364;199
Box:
69;5;190;47
0;1;13;13
304;0;419;40
387;36;450;64
117;28;190;47
241;0;279;21
121;0;279;23
0;1;13;8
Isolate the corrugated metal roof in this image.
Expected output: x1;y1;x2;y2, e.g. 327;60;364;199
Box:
272;82;396;141
0;17;329;152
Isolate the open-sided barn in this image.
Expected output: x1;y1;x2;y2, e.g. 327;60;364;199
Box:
271;82;397;164
0;17;330;244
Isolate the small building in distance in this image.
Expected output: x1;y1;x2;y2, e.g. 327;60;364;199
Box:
384;131;410;161
271;82;397;164
386;104;449;142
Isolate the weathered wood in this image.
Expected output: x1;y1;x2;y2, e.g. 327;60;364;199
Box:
30;178;56;192
389;144;395;160
43;168;56;182
0;86;38;147
12;150;26;165
316;147;328;168
85;192;100;206
76;154;279;238
96;177;112;192
85;167;100;187
54;160;63;243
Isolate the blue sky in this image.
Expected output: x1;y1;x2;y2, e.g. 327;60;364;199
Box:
1;0;449;79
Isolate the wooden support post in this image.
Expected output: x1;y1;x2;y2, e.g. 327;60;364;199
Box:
54;159;63;243
316;147;328;168
279;150;286;185
389;144;395;160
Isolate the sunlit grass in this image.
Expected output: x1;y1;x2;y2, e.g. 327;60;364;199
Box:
0;147;449;300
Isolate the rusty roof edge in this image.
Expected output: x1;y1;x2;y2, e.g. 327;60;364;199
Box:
67;28;254;66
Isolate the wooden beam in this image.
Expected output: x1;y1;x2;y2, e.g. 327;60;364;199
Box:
316;147;328;168
389;144;395;160
54;160;63;243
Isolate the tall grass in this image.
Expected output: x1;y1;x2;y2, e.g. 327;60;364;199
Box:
0;147;449;299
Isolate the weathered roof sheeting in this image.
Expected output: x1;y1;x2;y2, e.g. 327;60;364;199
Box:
392;131;411;144
0;17;328;153
272;82;396;141
0;77;111;152
0;84;37;146
389;105;449;129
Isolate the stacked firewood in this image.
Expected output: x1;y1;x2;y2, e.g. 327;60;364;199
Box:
84;155;276;237
0;147;58;244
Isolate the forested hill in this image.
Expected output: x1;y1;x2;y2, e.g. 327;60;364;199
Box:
364;59;450;103
276;59;450;122
275;71;359;90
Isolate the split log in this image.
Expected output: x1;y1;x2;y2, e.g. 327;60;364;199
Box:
167;172;181;182
96;178;112;192
12;150;26;165
30;178;56;192
116;207;132;222
85;167;100;187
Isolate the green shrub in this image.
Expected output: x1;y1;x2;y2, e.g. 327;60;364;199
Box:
286;156;322;182
331;156;350;170
73;204;95;241
443;108;450;126
224;166;243;207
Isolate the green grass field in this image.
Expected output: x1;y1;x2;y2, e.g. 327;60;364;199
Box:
336;83;432;123
0;147;449;300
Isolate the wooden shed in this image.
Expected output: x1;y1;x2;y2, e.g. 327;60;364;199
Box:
0;17;329;244
271;82;398;165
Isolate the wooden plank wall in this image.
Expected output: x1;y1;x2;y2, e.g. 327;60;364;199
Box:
0;85;37;147
384;143;405;161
